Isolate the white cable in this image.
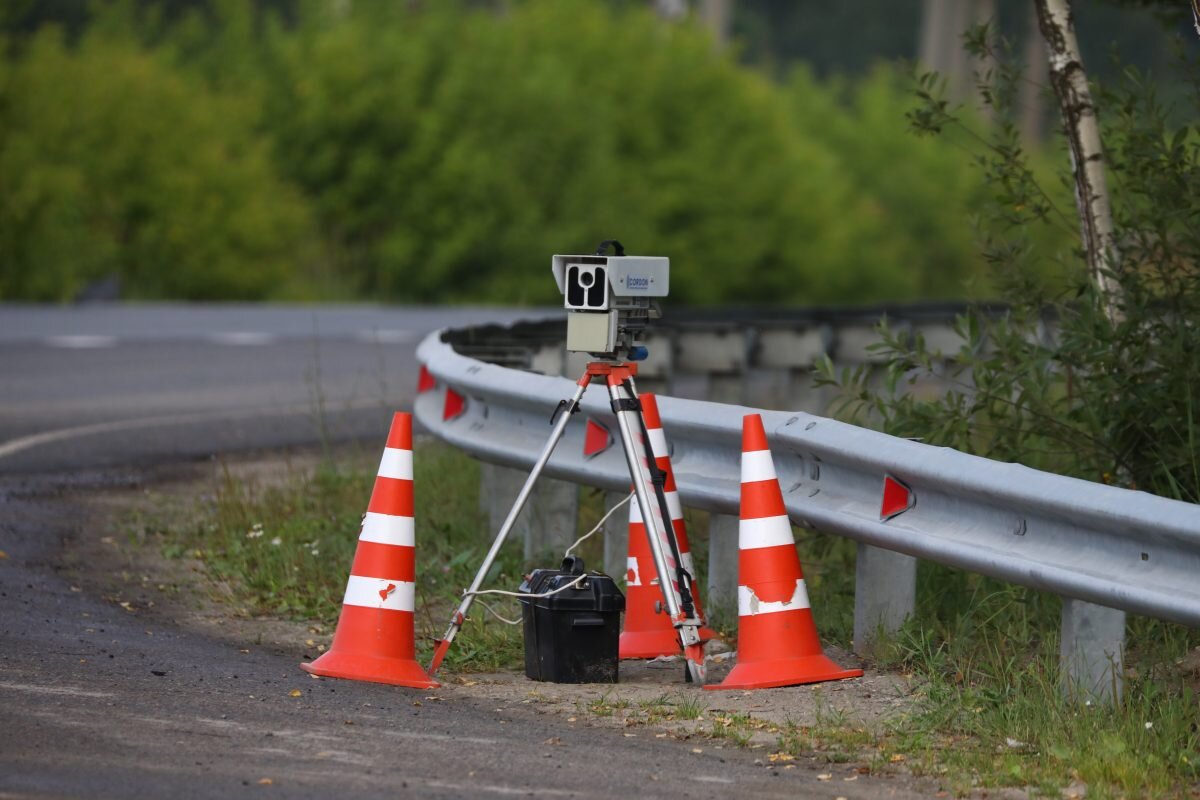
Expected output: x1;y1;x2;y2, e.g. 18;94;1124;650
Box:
475;598;522;626
565;491;634;558
464;574;588;626
463;491;634;626
464;572;588;600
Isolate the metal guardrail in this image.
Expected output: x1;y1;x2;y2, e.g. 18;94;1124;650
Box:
414;323;1200;630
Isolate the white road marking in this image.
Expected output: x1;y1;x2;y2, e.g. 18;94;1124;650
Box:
0;399;387;461
425;781;583;796
207;331;275;346
43;335;117;349
377;729;499;746
356;329;418;344
0;411;241;460
0;681;114;699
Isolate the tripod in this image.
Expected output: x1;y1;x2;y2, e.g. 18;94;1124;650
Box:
427;360;707;684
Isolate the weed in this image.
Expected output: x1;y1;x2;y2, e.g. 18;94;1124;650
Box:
673;694;707;720
587;692;631;717
709;714;753;747
153;442;528;672
638;693;671;710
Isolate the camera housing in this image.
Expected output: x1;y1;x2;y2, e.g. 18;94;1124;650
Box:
551;253;669;357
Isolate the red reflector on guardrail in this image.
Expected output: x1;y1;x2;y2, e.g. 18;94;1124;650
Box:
417;365;436;393
443;389;465;421
881;475;914;521
583;419;611;458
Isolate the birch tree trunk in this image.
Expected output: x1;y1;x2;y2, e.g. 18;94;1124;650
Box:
1033;0;1122;321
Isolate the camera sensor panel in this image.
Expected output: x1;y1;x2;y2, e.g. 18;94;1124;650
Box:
564;263;610;310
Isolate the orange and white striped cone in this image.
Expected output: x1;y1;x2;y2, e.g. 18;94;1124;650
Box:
301;412;438;688
706;414;861;690
618;496;682;658
619;394;716;658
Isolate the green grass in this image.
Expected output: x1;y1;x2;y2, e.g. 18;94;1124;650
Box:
769;566;1200;798
151;442;527;672
144;444;1200;796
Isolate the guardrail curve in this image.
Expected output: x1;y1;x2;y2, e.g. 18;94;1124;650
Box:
414;320;1200;629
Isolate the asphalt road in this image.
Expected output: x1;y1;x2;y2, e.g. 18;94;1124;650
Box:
0;304;548;474
0;304;925;798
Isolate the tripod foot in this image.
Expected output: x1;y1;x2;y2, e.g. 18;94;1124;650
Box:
684;643;706;685
428;638;452;677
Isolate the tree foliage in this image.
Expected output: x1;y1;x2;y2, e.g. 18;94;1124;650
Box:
0;26;311;301
263;1;996;305
1;1;1004;304
820;30;1200;502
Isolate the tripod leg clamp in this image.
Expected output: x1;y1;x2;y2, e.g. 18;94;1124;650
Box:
611;397;640;413
550;398;581;425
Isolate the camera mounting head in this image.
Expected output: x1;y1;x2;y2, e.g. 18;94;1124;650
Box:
551;242;669;359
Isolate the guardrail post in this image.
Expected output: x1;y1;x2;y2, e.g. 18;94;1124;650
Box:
1060;598;1125;703
601;490;630;581
674;329;748;405
753;326;832;412
852;544;916;657
634;331;674;397
478;462;580;565
706;514;740;626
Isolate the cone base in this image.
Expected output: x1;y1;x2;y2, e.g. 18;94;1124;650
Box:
704;652;862;691
301;650;439;689
619;628;680;659
619;626;722;659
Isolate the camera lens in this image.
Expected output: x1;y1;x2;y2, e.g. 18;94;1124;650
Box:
579;271;594;288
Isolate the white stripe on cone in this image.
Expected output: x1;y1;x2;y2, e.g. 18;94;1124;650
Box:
630;488;683;521
737;579;810;617
626;556;641;586
647;428;669;457
738;514;794;550
741;450;777;483
358;512;415;547
630;493;680;526
342;575;415;611
666;490;683;520
376;447;414;481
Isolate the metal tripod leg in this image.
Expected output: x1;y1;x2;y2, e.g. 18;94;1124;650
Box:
606;378;706;684
428;377;590;676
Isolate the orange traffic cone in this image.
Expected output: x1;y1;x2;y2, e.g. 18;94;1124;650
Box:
707;414;861;690
301;412;438;688
619;394;715;658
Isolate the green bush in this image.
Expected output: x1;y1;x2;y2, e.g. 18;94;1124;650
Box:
0;28;311;301
1;2;1012;304
787;66;989;298
265;1;981;305
819;58;1200;503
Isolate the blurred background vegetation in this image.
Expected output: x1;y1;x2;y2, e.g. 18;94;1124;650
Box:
0;0;1188;305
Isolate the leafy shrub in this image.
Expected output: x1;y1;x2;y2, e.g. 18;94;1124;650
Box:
264;1;988;305
787;66;990;298
1;2;1015;305
0;28;311;300
818;51;1200;502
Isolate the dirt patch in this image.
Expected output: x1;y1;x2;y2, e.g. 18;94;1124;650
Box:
63;451;337;656
71;447;919;761
453;657;912;741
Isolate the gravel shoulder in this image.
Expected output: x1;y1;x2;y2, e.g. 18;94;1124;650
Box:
53;448;941;798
